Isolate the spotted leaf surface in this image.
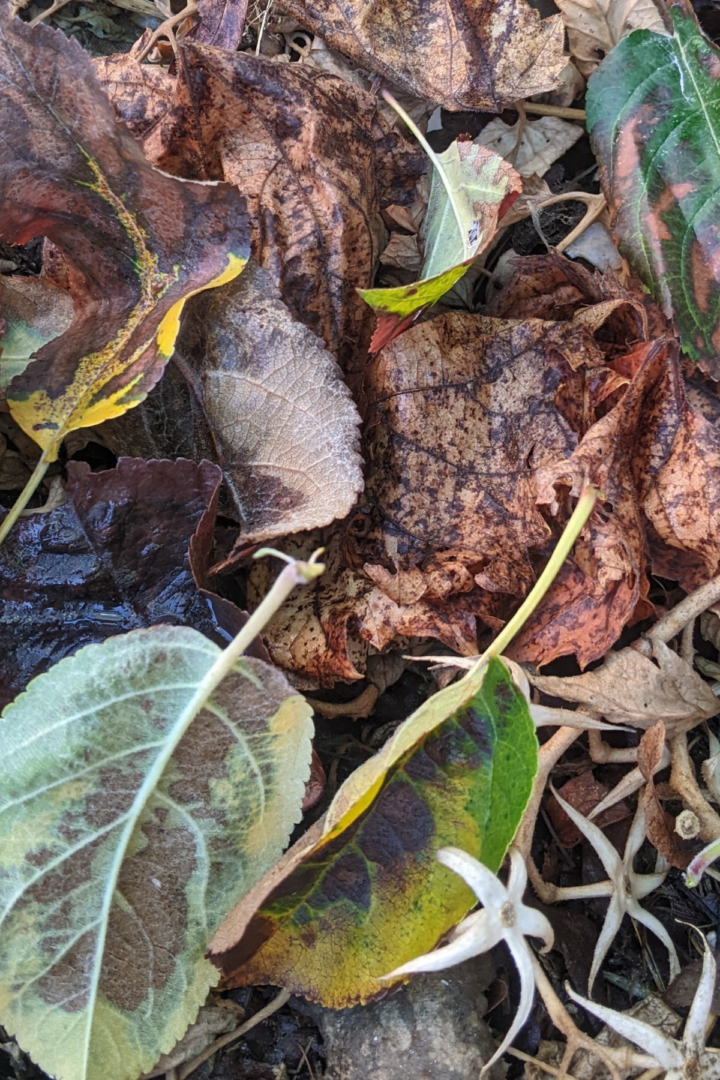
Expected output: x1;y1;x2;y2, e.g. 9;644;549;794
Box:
209;658;537;1007
0;8;249;461
0;627;313;1080
587;4;720;368
359;142;520;350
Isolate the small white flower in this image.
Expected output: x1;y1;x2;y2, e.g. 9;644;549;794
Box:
567;936;720;1079
551;786;680;994
380;846;554;1073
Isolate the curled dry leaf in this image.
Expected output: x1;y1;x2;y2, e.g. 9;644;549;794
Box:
177;260;363;551
555;0;666;74
99;43;424;372
476;116;584;179
531;638;720;732
279;0;567;110
638;721;693;869
0;9;249;462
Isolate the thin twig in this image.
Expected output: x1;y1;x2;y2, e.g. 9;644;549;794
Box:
670;731;720;843
521;102;587;121
643;573;720;648
177;989;291;1080
29;0;73;25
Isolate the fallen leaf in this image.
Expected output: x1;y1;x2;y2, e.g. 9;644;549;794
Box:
100;43;424;371
360;140;521;350
587;4;720;372
0;274;73;395
547;772;629;848
476;116;584;178
0;12;249;466
191;0;248;48
530;638;719;731
208;658;537;1007
638;721;691;869
0;457;244;708
0;627;313;1080
555;0;666;74
279;0;567;110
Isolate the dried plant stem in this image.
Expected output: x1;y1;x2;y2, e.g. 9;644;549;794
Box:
670;731;720;843
29;0;73;24
177;989;291;1080
643;572;720;647
136;0;198;61
520;102;586;121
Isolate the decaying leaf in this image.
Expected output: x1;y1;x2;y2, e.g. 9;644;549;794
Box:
191;0;248;48
476;116;584;179
99;43;424;371
0;10;249;462
546;772;629;848
0;457;236;708
638;721;692;869
360;141;521;351
208;658;537;1007
0;275;73;394
587;4;720;372
176;260;363;550
556;0;666;74
0;627;313;1080
531;638;720;731
279;0;567;110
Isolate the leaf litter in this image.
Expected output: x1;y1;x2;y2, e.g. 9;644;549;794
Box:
4;0;720;1079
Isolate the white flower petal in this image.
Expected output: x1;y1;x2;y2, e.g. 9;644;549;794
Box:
379;913;504;980
684;936;716;1057
626;899;680;981
624;798;648;864
516;903;554;953
481;934;536;1075
566;984;684;1068
632;871;668;900
550;786;622;881
588;892;625;997
437;847;508;910
507;847;528;900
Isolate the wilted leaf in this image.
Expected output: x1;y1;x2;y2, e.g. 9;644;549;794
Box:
0;457;237;708
531;638;719;731
99;43;424;371
0;627;313;1080
476;117;583;178
637;721;691;869
556;0;666;74
280;0;567;110
177;260;363;550
360;142;521;351
209;658;537;1007
0;10;249;462
0;275;73;394
587;4;720;371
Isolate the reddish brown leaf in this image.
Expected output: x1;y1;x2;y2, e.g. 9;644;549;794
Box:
546;772;629;848
191;0;248;48
638;722;692;870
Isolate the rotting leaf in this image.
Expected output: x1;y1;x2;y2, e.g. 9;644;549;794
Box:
476;116;583;179
360;137;521;351
0;623;313;1080
0;275;73;395
638;721;692;869
176;260;363;551
208;658;537;1007
0;457;255;709
190;0;248;48
587;3;720;372
555;0;666;74
0;9;249;478
279;0;567;110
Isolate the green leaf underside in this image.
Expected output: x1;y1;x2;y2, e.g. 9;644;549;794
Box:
359;143;520;345
0;627;313;1080
587;4;720;365
214;659;537;1008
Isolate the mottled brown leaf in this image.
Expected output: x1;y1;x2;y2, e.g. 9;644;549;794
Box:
280;0;567;110
638;722;691;870
547;772;629;848
191;0;248;48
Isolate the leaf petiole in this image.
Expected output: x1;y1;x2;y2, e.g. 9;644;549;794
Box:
0;450;52;549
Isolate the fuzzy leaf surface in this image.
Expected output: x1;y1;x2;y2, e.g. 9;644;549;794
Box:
587;5;720;369
209;658;537;1007
0;629;313;1080
0;9;249;460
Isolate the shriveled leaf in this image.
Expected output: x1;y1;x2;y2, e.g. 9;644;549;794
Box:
209;658;537;1007
99;44;424;372
556;0;666;74
476;117;583;178
0;627;313;1080
177;260;363;549
279;0;567;110
0;276;73;393
530;639;719;731
360;143;521;351
0;11;249;461
587;4;720;370
0;457;249;708
637;721;690;869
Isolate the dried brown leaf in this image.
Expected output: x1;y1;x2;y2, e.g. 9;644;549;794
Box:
279;0;567;110
547;772;629;848
554;0;667;75
638;721;692;869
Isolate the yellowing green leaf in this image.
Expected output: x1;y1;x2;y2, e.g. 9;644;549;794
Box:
209;658;538;1007
0;627;313;1080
